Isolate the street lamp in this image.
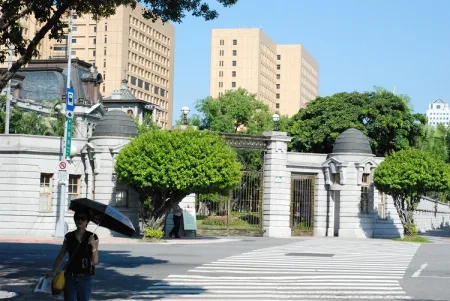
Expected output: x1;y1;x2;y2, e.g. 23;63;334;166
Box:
181;106;190;125
272;113;280;131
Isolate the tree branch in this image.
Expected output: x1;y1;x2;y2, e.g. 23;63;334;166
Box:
0;5;33;31
0;4;69;92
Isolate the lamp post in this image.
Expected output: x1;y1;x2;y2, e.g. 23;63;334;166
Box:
272;113;280;131
181;106;190;126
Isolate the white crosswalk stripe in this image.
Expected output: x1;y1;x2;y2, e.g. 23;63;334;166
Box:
132;238;420;300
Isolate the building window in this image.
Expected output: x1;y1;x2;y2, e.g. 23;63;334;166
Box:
361;173;370;214
145;82;150;91
93;50;96;56
71;50;76;55
39;174;53;212
378;192;387;219
219;60;224;66
232;60;236;67
276;84;280;89
233;39;237;45
232;71;236;77
72;26;77;32
104;48;107;55
219;50;224;56
161;88;165;97
232;50;237;56
154;86;160;94
220;39;224;45
277;64;280;70
219;71;223;77
130;76;137;85
276;94;280;99
103;60;106;68
72;38;77;43
105;24;108;31
104;36;107;43
138;79;143;88
114;190;128;207
277;74;280;79
276;103;280;109
232;82;236;88
93;38;96;44
277;54;281;60
94;26;97;33
219;82;223;88
68;175;81;209
332;173;340;185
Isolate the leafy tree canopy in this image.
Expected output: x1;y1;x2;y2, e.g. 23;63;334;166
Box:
115;129;242;229
416;124;450;163
289;88;426;156
0;0;238;91
373;149;450;234
195;88;283;134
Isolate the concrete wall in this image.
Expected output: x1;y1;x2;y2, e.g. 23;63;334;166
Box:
0;135;90;237
0;134;140;238
415;197;450;232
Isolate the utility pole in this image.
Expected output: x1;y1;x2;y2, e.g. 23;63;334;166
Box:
4;46;12;134
55;10;75;239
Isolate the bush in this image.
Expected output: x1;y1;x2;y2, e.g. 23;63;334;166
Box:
143;228;164;240
201;215;248;227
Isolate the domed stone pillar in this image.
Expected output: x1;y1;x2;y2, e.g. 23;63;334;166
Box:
84;110;140;238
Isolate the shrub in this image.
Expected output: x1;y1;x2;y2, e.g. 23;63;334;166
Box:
143;228;164;240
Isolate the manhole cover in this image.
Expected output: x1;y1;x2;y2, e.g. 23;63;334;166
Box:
0;291;18;299
285;253;334;257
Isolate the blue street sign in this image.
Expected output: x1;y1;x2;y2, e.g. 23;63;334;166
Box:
66;88;75;112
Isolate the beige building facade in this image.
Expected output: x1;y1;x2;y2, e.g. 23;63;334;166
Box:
210;28;319;116
10;5;175;128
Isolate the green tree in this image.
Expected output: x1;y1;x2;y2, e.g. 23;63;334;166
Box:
289;90;426;156
133;113;160;134
417;124;449;163
0;0;238;92
196;88;277;133
373;149;450;234
115;129;242;230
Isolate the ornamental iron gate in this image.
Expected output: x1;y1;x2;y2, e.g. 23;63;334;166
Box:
196;170;264;236
291;174;316;236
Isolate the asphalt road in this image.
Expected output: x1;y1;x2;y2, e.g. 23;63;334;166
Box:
0;236;295;300
1;233;450;301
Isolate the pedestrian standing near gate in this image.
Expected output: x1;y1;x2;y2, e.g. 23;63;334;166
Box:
169;203;183;238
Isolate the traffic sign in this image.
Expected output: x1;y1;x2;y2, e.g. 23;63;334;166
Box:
58;161;67;170
58;170;68;183
65;118;73;158
66;88;75;112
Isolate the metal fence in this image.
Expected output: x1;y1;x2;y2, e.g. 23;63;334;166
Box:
291;174;315;236
196;171;263;236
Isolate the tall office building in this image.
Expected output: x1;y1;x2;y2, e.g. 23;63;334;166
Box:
426;97;450;126
9;5;175;128
210;28;319;116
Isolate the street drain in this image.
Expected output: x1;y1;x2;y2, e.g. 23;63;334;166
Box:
285;253;334;257
0;291;18;299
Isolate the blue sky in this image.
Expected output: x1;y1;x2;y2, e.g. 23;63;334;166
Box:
171;0;450;123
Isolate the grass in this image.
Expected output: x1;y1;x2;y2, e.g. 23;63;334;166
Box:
394;235;431;243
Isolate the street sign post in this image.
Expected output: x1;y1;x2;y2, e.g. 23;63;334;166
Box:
66;88;75;112
65;118;73;158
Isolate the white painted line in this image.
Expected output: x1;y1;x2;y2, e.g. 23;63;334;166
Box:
132;294;412;299
167;274;401;280
414;275;450;279
412;263;428;278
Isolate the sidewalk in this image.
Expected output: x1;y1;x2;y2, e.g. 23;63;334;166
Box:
0;235;240;245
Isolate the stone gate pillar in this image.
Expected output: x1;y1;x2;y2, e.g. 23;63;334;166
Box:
263;131;292;237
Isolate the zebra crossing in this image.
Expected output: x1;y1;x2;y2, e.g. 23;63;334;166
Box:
132;238;420;300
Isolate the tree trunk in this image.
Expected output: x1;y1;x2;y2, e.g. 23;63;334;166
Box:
393;196;416;235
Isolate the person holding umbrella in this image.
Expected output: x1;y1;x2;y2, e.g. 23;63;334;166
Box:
46;208;99;301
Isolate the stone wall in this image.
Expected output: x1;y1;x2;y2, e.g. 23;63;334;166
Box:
415;196;450;233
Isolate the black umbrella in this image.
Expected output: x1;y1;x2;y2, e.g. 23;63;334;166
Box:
69;198;136;237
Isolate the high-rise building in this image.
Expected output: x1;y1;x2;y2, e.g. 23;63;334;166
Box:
210;28;319;116
426;97;450;126
7;5;175;128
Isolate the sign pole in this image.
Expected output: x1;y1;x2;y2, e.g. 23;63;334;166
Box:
55;10;74;239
